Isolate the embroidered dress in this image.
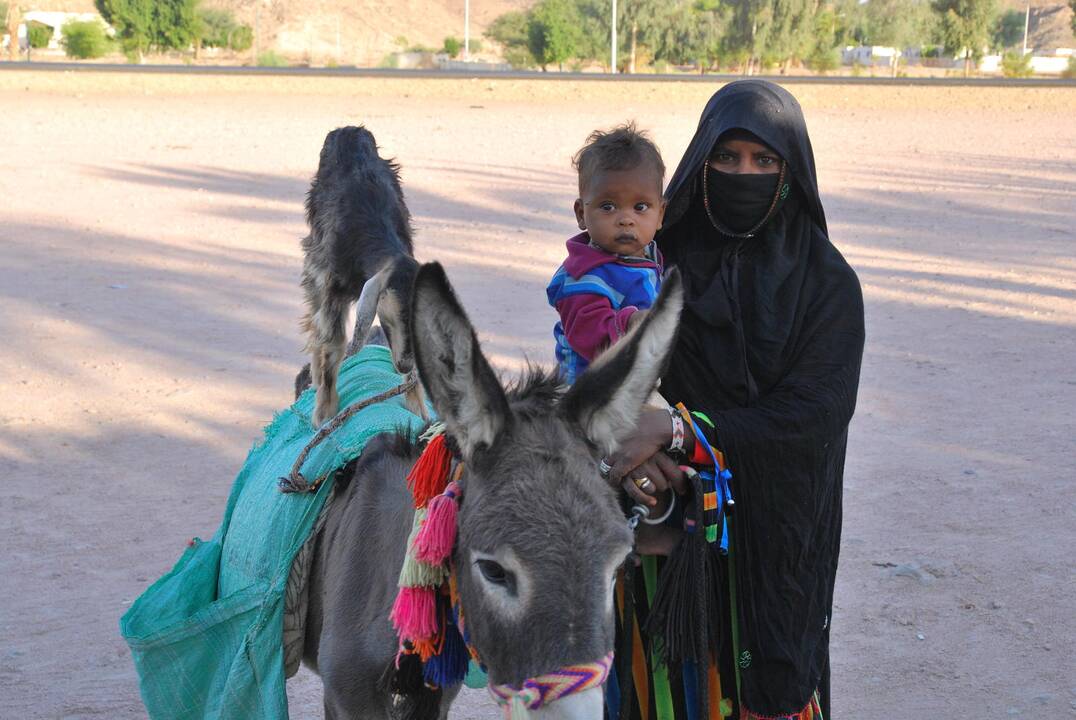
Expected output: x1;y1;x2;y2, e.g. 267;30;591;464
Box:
546;232;662;384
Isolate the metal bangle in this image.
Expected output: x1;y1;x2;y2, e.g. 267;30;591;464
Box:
641;494;676;525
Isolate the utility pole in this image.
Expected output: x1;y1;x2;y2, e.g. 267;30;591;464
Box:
254;2;260;63
611;0;617;73
1022;3;1030;55
464;0;470;60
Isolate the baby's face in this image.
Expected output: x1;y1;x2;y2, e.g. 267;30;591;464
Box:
574;166;665;258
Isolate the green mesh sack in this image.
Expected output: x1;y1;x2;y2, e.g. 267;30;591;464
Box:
120;346;425;719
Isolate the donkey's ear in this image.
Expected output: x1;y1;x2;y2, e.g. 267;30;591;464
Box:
409;262;510;458
561;269;683;456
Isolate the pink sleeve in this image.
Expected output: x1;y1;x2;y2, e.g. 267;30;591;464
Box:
556;295;638;361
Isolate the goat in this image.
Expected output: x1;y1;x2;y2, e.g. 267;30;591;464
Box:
299;126;422;424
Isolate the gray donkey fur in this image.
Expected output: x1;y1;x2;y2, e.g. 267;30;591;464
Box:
301;262;684;720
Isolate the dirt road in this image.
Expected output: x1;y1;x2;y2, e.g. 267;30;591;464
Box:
1;71;1073;718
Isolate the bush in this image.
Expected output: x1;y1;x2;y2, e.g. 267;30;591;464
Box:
1001;51;1033;78
1062;56;1075;79
197;7;251;51
62;20;111;59
503;45;535;69
378;52;399;68
443;36;461;58
230;25;252;52
256;50;287;67
807;48;840;75
27;21;52;49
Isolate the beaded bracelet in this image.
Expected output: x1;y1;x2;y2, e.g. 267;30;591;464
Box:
667;405;685;455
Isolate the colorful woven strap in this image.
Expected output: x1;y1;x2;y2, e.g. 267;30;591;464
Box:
675;402;734;552
488;651;614;717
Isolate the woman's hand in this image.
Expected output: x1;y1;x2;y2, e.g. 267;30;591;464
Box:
602;406;693;506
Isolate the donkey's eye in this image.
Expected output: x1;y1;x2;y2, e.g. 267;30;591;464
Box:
476;559;506;583
475;559;516;594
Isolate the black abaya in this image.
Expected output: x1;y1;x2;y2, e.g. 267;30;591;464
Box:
657;81;865;717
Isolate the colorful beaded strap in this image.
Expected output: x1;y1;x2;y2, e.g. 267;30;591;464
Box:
488;652;615;718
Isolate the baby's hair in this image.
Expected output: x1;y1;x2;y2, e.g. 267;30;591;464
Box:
573;122;665;195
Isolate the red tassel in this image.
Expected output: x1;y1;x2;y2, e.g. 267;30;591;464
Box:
390;586;438;640
407;434;453;509
415;481;460;565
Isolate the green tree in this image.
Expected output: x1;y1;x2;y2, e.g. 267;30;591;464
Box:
27;20;51;49
527;0;584;70
62;19;112;58
725;0;814;74
864;0;935;76
832;0;870;46
443;36;462;57
617;0;665;72
806;3;843;74
96;0;153;61
153;0;198;51
97;0;197;61
671;0;731;69
932;0;998;77
486;10;535;67
198;7;238;48
991;9;1024;51
723;0;765;73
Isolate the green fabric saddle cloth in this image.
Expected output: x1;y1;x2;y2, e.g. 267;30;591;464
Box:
120;346;426;720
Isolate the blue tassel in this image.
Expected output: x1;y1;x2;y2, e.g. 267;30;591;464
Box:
423;624;469;688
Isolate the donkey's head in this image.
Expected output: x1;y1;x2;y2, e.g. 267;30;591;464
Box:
410;263;682;718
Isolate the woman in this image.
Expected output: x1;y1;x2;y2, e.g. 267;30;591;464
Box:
605;81;864;720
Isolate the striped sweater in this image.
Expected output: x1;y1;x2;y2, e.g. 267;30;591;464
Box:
546;232;663;384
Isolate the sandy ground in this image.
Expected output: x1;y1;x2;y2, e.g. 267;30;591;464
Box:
0;71;1073;719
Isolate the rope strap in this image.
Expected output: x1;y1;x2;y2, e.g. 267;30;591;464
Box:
279;376;418;493
488;652;614;718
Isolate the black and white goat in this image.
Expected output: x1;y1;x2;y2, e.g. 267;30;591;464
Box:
299;126;422;425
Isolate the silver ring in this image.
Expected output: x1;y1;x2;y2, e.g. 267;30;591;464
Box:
598;458;613;478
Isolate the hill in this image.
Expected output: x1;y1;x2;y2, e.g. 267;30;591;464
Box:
29;0;532;65
209;0;533;65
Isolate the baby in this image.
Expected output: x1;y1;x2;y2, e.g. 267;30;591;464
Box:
546;123;666;383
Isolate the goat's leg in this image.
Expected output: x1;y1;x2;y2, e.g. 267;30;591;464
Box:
311;291;349;426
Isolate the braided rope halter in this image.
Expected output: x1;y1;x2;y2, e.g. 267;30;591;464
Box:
488;652;614;718
390;427;615;719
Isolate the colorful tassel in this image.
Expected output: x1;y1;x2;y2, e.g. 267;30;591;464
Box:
407;433;453;509
391;586;439;640
415;481;460;564
397;509;448;587
423;622;469;688
398;554;449;588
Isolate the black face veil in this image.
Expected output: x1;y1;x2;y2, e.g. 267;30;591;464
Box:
656;80;865;716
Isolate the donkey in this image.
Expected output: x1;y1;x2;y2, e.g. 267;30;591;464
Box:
302;262;683;720
300;125;421;425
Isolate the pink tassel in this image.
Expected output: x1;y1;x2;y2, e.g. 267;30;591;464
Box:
415;481;460;565
390;586;438;640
